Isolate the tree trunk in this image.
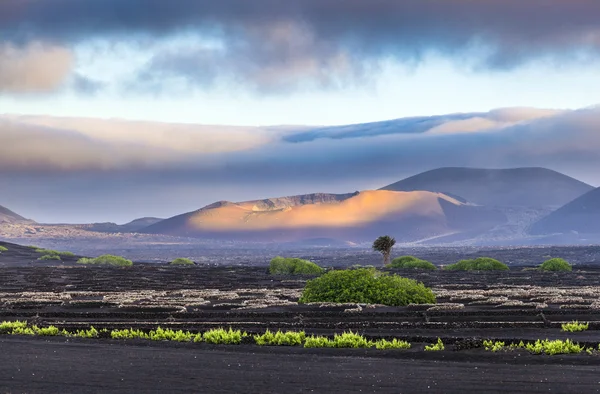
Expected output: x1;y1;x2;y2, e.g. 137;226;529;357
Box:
383;251;391;266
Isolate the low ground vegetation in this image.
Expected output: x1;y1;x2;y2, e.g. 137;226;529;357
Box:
561;321;589;332
38;254;61;261
269;257;324;275
425;338;445;351
444;257;509;271
540;258;572;272
299;268;436;306
77;255;133;267
0;246;7;252
169;258;195;266
387;256;436;270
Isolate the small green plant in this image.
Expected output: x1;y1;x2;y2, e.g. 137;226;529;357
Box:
374;338;411;350
299;268;436;306
254;330;306;346
483;340;506;352
521;339;584;355
0;246;8;252
170;258;195;266
38;254;61;261
203;328;247;345
331;331;373;348
34;249;74;257
77;255;133;267
69;327;101;338
539;258;572;272
444;257;509;271
35;326;61;336
110;328;149;340
0;321;28;334
149;327;194;342
561;321;589;332
304;335;334;348
425;338;445;351
387;256;436;270
269;257;324;275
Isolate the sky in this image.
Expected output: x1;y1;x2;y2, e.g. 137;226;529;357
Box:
1;1;600;223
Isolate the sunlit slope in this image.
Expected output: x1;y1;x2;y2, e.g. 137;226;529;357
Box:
143;190;506;242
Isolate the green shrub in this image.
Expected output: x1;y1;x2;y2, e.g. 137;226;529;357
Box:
483;340;506;352
170;258;195;266
269;256;324;275
254;330;306;346
387;256;436;270
38;254;61;261
424;338;445;351
561;321;588;332
0;321;28;334
444;257;509;271
0;246;7;252
304;335;335;348
69;327;101;338
35;249;74;257
299;268;436;306
539;258;572;272
520;339;584;355
203;328;247;345
374;338;411;350
149;327;194;342
77;255;133;267
331;331;373;348
110;328;149;340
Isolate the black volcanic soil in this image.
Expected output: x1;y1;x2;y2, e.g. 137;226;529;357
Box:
2;241;600;392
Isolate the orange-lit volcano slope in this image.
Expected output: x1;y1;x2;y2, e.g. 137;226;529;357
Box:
142;191;506;243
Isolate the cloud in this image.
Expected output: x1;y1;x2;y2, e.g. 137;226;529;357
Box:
0;42;73;93
2;106;600;222
2;1;600;92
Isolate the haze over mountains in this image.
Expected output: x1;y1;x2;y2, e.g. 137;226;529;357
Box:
1;166;598;246
381;168;593;208
530;187;600;236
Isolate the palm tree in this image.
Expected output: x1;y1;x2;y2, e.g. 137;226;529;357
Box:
372;235;396;266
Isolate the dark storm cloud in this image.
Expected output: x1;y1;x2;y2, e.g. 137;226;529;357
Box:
2;1;600;91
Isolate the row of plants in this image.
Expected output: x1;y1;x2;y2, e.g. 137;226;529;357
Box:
483;339;596;355
3;321;598;355
388;256;573;272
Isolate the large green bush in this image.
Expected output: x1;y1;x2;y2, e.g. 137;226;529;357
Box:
444;257;509;271
77;254;133;267
298;268;435;306
539;258;572;272
387;256;436;270
269;256;324;275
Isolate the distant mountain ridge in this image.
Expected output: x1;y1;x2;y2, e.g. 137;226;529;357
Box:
141;190;506;243
530;187;600;235
83;217;164;233
380;167;592;208
0;205;31;224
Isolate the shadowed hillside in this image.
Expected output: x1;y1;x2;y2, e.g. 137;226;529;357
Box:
0;205;31;224
142;191;506;243
380;167;592;208
530;187;600;235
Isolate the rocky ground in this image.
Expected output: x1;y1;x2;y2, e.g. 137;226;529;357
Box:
1;241;600;392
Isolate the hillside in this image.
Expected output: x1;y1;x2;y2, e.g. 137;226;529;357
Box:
380;167;592;208
84;217;164;233
529;187;600;235
0;205;31;224
142;190;506;243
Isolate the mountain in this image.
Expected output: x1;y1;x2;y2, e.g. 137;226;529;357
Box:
141;191;506;243
529;187;600;235
84;217;164;233
380;167;593;208
0;205;31;224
